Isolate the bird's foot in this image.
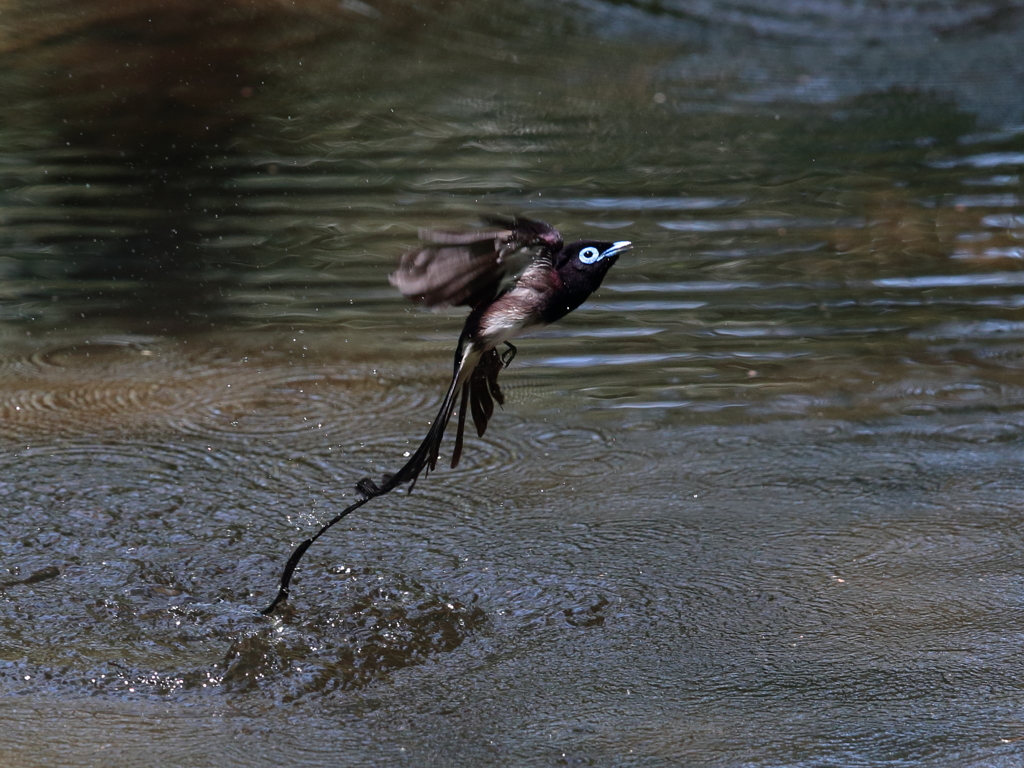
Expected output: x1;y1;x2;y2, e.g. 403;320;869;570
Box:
500;341;517;368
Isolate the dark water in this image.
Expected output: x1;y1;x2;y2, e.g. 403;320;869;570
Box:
3;1;1024;765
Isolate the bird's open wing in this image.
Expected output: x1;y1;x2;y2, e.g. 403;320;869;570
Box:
389;216;562;308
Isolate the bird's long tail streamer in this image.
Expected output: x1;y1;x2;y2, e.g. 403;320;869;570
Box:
260;381;461;615
260;493;378;615
261;346;498;615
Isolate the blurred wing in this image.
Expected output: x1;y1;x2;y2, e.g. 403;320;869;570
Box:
389;236;526;308
416;227;506;245
481;215;563;253
389;217;562;308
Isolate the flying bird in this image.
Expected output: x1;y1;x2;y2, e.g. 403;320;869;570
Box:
262;216;630;614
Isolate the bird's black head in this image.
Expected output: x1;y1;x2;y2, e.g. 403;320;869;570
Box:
543;239;631;324
556;239;632;273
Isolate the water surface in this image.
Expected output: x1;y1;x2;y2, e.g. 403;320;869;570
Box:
3;1;1024;765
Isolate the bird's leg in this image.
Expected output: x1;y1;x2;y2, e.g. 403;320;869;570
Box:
500;341;517;368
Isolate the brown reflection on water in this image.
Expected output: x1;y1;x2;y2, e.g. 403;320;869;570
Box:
0;331;432;440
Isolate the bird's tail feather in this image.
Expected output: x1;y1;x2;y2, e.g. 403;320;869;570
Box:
469;347;504;437
452;386;471;469
452;347;504;466
358;344;481;495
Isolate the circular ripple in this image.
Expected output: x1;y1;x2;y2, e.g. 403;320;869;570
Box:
520;425;657;481
0;440;230;484
0;382;198;434
169;374;355;438
27;336;163;369
0;339;197;437
166;368;439;443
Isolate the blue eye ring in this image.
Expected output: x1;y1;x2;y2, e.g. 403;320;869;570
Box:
578;246;601;264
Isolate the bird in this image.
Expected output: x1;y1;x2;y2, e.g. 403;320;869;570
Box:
361;215;632;494
261;215;630;614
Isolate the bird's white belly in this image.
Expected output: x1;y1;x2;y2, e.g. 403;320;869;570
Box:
476;284;545;348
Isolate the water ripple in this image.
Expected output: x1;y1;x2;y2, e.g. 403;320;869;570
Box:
659;216;863;232
871;272;1024;289
930;152;1024;169
539;196;745;211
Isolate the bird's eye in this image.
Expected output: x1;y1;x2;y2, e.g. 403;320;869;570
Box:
578;246;601;264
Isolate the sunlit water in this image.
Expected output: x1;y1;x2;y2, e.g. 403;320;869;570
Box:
2;1;1024;766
